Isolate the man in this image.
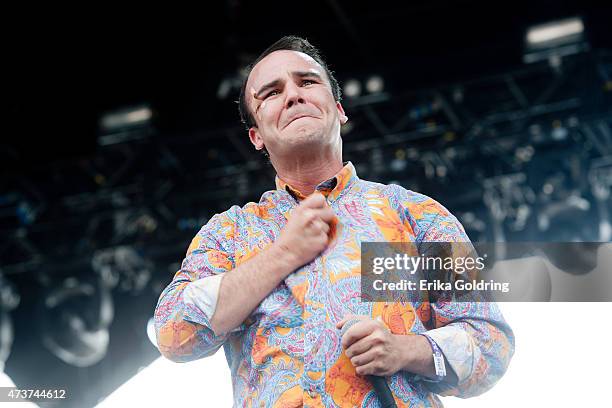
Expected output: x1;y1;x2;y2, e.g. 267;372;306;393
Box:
155;36;514;407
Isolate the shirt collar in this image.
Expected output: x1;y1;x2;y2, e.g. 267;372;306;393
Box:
275;161;359;203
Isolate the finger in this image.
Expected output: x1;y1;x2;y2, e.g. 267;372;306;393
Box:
303;209;325;232
355;360;382;376
317;220;330;234
308;207;334;223
349;347;379;368
336;314;370;329
317;208;336;223
336;314;358;329
345;335;373;359
374;316;390;331
341;320;377;349
302;192;327;209
306;219;328;236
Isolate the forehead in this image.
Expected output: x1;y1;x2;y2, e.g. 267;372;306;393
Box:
247;50;328;90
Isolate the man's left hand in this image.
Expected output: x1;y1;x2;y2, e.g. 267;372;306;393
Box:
336;315;407;377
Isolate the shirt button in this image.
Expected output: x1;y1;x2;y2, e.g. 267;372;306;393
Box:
307;390;317;398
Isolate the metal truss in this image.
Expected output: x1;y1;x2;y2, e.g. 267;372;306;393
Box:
1;50;611;284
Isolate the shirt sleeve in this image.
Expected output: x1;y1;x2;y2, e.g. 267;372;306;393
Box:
422;325;480;384
182;274;223;321
154;211;245;362
404;195;515;398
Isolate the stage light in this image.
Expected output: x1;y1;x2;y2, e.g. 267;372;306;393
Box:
409;101;440;120
343;79;361;98
526;17;584;47
523;17;588;65
100;105;152;131
91;246;152;294
452;87;464;103
16;201;37;226
538;194;594;242
98;105;153;146
40;276;114;367
365;75;384;93
542;183;554;195
514;146;534;163
390;149;407;172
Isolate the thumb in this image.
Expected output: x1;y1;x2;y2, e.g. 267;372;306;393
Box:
302;192;327;209
336;314;358;329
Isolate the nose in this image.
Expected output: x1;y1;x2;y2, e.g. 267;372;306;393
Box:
285;82;305;109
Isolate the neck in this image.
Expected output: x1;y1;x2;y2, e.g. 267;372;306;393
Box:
273;152;343;196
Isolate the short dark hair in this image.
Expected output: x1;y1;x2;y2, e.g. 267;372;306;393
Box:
238;35;342;130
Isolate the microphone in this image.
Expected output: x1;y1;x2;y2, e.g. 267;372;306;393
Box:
340;319;398;408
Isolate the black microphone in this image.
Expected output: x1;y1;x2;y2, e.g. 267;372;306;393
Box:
340;319;398;408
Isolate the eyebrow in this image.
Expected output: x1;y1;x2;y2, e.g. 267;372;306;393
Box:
254;71;324;100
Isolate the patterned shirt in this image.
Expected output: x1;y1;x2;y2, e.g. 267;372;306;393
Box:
154;162;514;407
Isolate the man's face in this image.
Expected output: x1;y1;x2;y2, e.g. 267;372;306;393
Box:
245;50;347;159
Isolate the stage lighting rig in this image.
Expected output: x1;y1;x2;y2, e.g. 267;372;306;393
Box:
524;17;589;68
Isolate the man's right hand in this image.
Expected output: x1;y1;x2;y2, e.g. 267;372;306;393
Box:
207;192;335;336
274;192;336;272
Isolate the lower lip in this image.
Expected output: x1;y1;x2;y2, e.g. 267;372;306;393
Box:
288;116;313;126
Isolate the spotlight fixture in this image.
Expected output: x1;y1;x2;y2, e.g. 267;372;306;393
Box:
523;17;589;65
365;75;384;94
343;79;361;98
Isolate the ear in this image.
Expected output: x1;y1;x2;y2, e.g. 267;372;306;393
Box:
248;127;265;150
336;102;348;124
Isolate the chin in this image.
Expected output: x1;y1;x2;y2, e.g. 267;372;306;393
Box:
286;126;325;144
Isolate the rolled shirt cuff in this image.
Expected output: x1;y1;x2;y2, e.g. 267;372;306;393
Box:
423;325;481;384
182;274;243;333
